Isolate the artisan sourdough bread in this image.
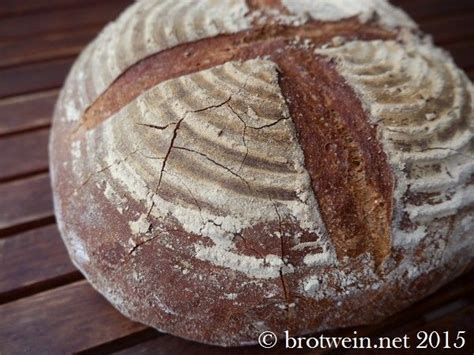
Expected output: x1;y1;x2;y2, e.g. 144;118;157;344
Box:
49;0;474;346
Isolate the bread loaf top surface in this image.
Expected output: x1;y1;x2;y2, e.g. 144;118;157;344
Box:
50;0;473;346
57;0;415;123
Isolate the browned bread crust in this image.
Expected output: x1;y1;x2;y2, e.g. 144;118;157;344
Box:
49;0;473;346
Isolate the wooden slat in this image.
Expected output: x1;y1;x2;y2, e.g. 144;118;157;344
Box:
0;174;54;237
0;0;472;26
343;304;474;354
0;28;99;68
0;280;150;354
0;58;73;98
0;0;104;17
0;128;49;182
0;90;57;137
391;0;474;20
115;335;296;355
402;305;474;353
350;272;474;338
0;0;131;41
0;224;80;304
421;13;474;45
381;299;471;337
445;41;474;70
344;299;474;353
77;329;161;355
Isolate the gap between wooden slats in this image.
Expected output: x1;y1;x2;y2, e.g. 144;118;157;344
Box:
445;40;474;70
0;58;73;99
0;128;49;182
391;0;474;20
0;173;54;238
420;12;474;44
0;0;131;41
0;280;158;354
0;224;82;304
0;0;472;21
0;0;122;18
115;335;278;355
0;27;101;69
0;90;57;137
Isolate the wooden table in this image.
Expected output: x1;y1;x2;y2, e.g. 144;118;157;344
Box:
0;1;473;353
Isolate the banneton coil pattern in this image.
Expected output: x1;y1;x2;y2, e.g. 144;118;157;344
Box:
49;0;473;346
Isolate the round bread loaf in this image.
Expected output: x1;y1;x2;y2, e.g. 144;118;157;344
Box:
49;0;474;346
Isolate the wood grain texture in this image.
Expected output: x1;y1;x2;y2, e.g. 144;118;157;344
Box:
445;41;474;71
0;224;79;304
0;174;54;237
0;90;57;136
420;13;474;45
0;0;131;40
0;0;110;17
0;58;72;98
0;128;49;182
0;280;150;355
391;0;474;20
0;28;100;68
402;305;474;352
347;272;474;337
115;335;300;355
